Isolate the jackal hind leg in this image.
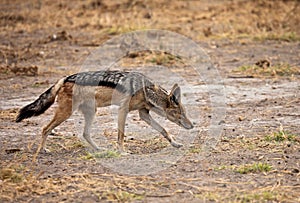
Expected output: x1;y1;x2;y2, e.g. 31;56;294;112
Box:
39;98;73;153
139;108;183;148
80;101;99;150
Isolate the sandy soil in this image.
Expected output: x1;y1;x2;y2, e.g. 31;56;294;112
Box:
1;0;299;202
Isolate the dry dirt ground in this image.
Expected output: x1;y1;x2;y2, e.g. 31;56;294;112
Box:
1;0;300;202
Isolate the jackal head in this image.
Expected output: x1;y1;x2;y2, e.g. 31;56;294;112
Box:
166;84;193;129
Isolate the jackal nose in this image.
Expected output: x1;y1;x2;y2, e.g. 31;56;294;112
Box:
187;123;194;129
183;121;194;129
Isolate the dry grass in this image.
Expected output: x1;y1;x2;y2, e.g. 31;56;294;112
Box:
195;186;299;202
232;63;300;78
2;120;296;202
1;0;299;76
1;162;298;202
1;0;299;40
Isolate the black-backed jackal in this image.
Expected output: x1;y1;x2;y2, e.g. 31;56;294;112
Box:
16;70;193;153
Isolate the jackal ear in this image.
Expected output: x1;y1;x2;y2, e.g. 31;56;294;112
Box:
169;84;181;104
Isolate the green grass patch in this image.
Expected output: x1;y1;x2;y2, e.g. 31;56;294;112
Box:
265;130;297;142
94;150;120;158
81;150;120;160
236;162;272;174
115;190;144;202
0;167;24;183
236;191;278;202
80;152;95;160
100;190;144;202
69;142;85;149
196;190;278;202
188;146;202;154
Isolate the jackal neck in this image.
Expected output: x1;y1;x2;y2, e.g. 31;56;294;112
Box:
144;84;169;112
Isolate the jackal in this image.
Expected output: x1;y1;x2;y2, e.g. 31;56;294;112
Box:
16;70;193;152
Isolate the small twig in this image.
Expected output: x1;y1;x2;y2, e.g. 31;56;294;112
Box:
228;75;254;78
0;50;8;65
145;193;172;198
177;181;201;191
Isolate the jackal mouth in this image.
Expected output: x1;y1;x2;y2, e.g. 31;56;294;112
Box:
174;116;193;129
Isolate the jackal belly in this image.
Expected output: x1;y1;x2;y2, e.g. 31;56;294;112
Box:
58;82;146;111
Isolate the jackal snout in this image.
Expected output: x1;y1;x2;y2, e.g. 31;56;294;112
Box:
166;108;194;129
166;84;194;129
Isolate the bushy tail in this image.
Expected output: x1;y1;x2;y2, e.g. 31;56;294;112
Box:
16;78;65;122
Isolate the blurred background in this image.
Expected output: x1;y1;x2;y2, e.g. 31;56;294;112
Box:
1;0;299;73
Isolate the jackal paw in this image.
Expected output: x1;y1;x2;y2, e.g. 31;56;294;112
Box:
116;146;132;155
171;141;183;148
120;150;131;156
91;146;101;151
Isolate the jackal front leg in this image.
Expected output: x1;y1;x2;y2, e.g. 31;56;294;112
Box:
117;100;129;151
139;108;183;148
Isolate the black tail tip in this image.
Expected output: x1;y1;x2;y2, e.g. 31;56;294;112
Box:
15;114;23;122
15;109;29;122
15;107;38;122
